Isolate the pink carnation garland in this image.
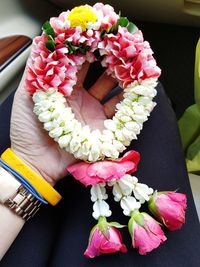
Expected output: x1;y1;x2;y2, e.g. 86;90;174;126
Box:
26;3;187;258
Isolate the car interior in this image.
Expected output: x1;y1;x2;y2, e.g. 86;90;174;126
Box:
0;0;200;265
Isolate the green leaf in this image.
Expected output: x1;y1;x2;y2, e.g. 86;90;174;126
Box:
98;216;109;238
118;17;129;27
45;40;55;52
186;150;200;173
128;216;135;236
178;104;200;151
134;212;145;227
109;24;118;35
42;21;55;38
100;29;107;38
127;22;138;34
194;38;200;109
109;222;126;228
63;41;89;55
187;134;200;160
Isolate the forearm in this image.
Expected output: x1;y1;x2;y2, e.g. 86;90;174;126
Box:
0;204;25;260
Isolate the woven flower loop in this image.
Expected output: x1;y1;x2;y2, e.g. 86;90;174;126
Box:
26;3;187;258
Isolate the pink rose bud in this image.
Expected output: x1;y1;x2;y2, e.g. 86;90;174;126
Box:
148;192;187;231
128;210;167;255
84;217;127;258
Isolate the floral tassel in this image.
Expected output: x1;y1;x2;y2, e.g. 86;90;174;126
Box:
84;183;127;258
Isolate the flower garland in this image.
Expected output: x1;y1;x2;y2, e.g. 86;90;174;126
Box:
33;78;156;161
26;3;187;258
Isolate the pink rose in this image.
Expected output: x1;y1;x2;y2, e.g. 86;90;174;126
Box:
128;211;167;255
67;150;140;186
148;192;187;231
84;217;127;258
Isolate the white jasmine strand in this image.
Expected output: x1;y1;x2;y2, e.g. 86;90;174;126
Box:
109;174;154;216
32;78;157;162
90;184;111;220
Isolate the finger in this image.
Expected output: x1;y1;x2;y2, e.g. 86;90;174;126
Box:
88;71;118;101
16;57;32;94
76;61;90;85
103;91;124;118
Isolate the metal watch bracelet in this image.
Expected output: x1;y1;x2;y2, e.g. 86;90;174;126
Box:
4;185;42;221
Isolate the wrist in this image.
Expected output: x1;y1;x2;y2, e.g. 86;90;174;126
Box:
1;148;62;206
0;166;42;221
11;146;56;186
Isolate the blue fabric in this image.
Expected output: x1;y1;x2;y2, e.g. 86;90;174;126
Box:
0;83;200;267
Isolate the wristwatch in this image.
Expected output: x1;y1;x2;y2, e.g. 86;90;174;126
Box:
4;185;41;221
0;166;41;221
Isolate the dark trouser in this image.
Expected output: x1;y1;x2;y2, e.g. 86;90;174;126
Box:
0;83;200;267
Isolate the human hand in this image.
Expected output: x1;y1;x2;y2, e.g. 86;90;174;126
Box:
10;61;122;186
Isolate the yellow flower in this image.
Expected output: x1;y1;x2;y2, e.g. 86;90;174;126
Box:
67;5;97;31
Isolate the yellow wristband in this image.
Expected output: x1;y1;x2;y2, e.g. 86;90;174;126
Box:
1;148;62;206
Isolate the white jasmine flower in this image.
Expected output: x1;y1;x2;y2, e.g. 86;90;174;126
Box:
115;102;122;110
92;200;112;220
133;183;154;204
132;105;145;115
81;141;91;156
44;121;54;131
112;140;125;152
112;183;123;202
145;102;156;112
117;179;133;196
123;92;138;101
120;196;141;216
122;128;137;141
123;139;131;147
131;114;148;123
115;130;126;142
101;142;119;158
118;105;133;116
51;105;66;119
142;78;157;88
70;136;82;153
125;121;140;133
33;76;158;161
120;115;132;122
46;88;57;96
104;119;117;131
90;184;108;202
58;134;71;148
32;90;47;103
49;127;63;139
131;85;157;97
102;129;115;139
38;111;52;122
138;96;152;105
88;143;101;162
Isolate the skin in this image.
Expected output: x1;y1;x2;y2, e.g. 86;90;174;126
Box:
10;61;123;185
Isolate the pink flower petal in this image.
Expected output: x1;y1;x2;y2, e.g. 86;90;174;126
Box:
84;226;127;258
67;150;140;186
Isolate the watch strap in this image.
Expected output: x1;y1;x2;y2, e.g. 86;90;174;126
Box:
4;185;42;221
0;166;21;203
